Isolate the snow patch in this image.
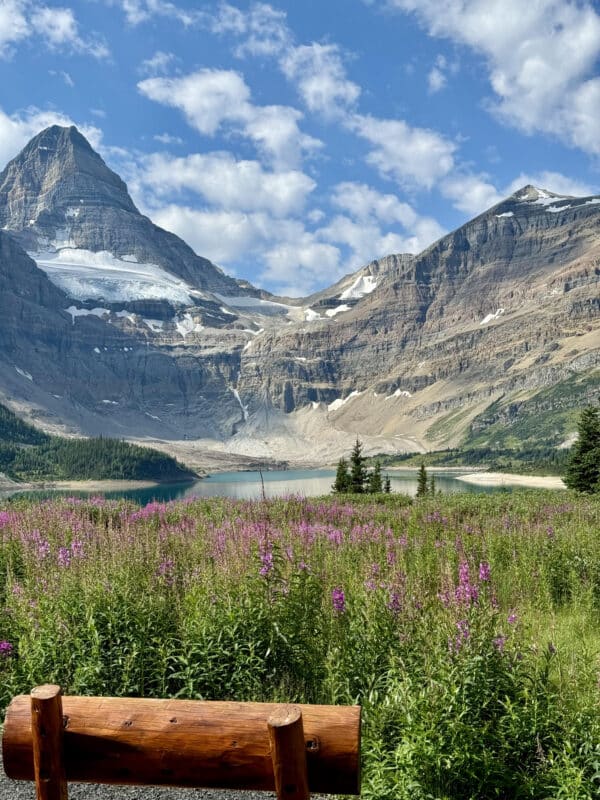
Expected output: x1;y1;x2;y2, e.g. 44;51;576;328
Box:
101;400;119;405
15;367;33;381
340;274;377;300
231;388;249;421
215;294;292;314
31;247;195;304
304;308;321;321
145;412;162;421
480;308;505;325
385;389;411;400
328;391;362;411
325;304;351;318
66;305;110;324
496;212;514;218
143;318;164;332
93;347;101;354
175;313;204;338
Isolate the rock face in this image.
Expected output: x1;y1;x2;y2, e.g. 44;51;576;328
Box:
0;128;598;458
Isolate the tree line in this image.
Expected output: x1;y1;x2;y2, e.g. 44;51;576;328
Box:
332;439;392;494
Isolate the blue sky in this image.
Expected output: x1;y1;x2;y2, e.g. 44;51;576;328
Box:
1;0;600;295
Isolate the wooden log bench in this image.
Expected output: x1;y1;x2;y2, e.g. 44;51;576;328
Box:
2;685;361;800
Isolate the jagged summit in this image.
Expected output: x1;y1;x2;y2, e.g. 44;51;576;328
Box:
511;184;570;202
0;125;138;233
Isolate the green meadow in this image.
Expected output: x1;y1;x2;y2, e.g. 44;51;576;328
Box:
1;491;599;799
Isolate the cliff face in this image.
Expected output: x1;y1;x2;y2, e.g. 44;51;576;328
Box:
0;127;598;456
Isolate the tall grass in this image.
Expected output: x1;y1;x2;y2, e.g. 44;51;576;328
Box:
1;491;599;798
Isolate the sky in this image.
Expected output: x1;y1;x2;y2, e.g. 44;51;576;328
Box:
1;0;600;296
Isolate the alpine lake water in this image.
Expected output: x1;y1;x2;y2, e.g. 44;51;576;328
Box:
6;468;510;504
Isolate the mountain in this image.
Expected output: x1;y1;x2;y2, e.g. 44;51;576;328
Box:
0;127;598;463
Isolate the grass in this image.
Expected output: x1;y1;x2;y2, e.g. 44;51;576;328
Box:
1;491;599;798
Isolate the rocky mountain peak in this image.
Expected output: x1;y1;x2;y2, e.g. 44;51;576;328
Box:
511;184;570;203
0;125;138;234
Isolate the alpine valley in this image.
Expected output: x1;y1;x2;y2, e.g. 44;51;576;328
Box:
0;125;598;468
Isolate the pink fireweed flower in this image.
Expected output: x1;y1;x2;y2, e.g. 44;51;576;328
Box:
259;551;274;576
508;611;518;625
57;547;71;568
479;561;491;582
332;587;346;614
0;640;13;657
493;635;507;653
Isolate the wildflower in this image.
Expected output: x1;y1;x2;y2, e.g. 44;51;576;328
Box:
259;551;274;576
493;635;507;653
387;592;402;614
0;640;13;657
57;547;71;568
479;561;491;582
332;587;346;614
508;611;518;625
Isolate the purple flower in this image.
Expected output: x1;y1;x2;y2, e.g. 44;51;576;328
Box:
259;551;274;576
58;547;71;568
493;635;507;653
387;592;402;614
508;611;518;625
0;640;13;657
332;587;346;614
479;561;491;582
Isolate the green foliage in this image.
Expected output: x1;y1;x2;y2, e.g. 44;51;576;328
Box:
564;406;600;494
0;401;194;482
367;460;383;493
349;437;368;493
332;457;351;493
416;463;428;497
1;491;599;798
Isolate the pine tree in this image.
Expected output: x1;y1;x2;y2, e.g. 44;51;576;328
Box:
429;474;436;496
368;460;383;493
349;438;368;493
332;457;351;493
416;463;428;497
564;406;600;493
384;474;392;493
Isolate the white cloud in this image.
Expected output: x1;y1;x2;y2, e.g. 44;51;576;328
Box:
441;173;503;216
138;68;321;168
281;43;361;117
30;5;109;58
427;66;446;94
349;113;456;189
139;50;177;76
209;2;290;57
0;0;29;57
0;107;102;170
114;0;200;26
153;132;183;145
141;151;315;216
386;0;600;154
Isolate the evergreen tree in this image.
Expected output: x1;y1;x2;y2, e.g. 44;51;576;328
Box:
564;406;600;493
332;457;351;493
429;474;436;496
368;460;383;493
349;438;368;493
384;474;392;493
416;463;428;497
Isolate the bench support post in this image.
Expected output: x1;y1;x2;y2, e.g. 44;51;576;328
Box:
268;705;310;800
31;685;68;800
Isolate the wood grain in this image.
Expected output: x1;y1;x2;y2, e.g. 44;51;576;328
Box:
2;695;361;795
268;705;309;800
30;685;68;800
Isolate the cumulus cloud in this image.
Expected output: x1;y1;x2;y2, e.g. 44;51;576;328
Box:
0;1;109;59
140;151;315;216
349;114;456;189
386;0;600;154
112;0;200;26
138;68;321;168
139;50;177;76
208;2;291;56
280;43;361;117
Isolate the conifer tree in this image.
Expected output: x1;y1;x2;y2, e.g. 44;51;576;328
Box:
429;474;436;496
332;457;351;493
564;406;600;493
416;463;428;497
368;460;383;493
384;474;392;493
349;438;368;493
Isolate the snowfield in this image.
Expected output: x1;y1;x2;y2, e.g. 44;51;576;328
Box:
31;247;196;304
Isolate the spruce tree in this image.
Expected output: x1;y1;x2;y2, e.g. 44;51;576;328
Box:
384;474;392;493
368;460;383;493
332;457;351;493
349;438;368;493
564;406;600;493
429;474;436;496
416;463;428;497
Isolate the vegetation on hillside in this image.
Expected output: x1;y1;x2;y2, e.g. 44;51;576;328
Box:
0;491;598;798
564;405;600;493
0;404;194;482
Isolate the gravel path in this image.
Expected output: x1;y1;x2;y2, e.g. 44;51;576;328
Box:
0;750;281;800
